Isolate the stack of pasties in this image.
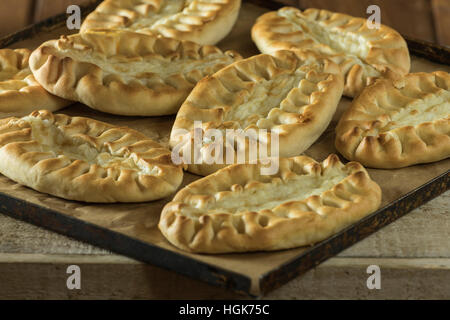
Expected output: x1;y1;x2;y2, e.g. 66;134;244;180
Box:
0;0;243;205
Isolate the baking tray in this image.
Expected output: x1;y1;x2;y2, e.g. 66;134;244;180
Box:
0;0;448;297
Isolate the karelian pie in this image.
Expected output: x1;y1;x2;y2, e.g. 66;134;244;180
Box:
251;7;411;97
80;0;241;45
0;48;70;118
170;50;344;176
29;29;242;116
335;71;450;168
0;110;183;202
159;154;382;253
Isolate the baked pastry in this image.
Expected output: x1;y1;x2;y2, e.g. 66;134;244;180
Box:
80;0;241;45
335;71;450;168
170;50;344;176
0;48;70;118
0;110;183;202
251;7;411;97
159;154;382;253
29;29;241;116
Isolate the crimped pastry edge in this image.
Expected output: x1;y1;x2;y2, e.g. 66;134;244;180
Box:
170;49;344;176
0;48;70;118
29;29;241;116
251;7;411;98
159;154;382;253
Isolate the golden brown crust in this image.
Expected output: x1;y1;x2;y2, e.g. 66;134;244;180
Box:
159;154;382;253
80;0;241;45
170;50;344;176
251;7;411;97
335;71;450;168
0;110;183;202
0;48;70;118
29;30;241;116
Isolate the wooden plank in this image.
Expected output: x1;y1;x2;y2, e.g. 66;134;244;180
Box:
0;0;34;37
296;0;436;43
431;0;450;46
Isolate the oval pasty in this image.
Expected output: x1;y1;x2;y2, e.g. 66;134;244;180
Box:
80;0;242;45
335;71;450;168
29;30;242;116
170;50;344;176
251;7;411;97
159;154;382;253
0;49;70;118
0;110;183;202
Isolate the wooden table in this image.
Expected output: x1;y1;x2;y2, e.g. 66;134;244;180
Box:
0;190;448;299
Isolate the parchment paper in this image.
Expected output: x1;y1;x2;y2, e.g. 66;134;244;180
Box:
2;3;449;295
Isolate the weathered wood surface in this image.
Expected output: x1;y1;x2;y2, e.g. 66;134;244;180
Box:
0;191;448;299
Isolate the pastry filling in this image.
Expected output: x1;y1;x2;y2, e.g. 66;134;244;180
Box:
380;92;450;131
